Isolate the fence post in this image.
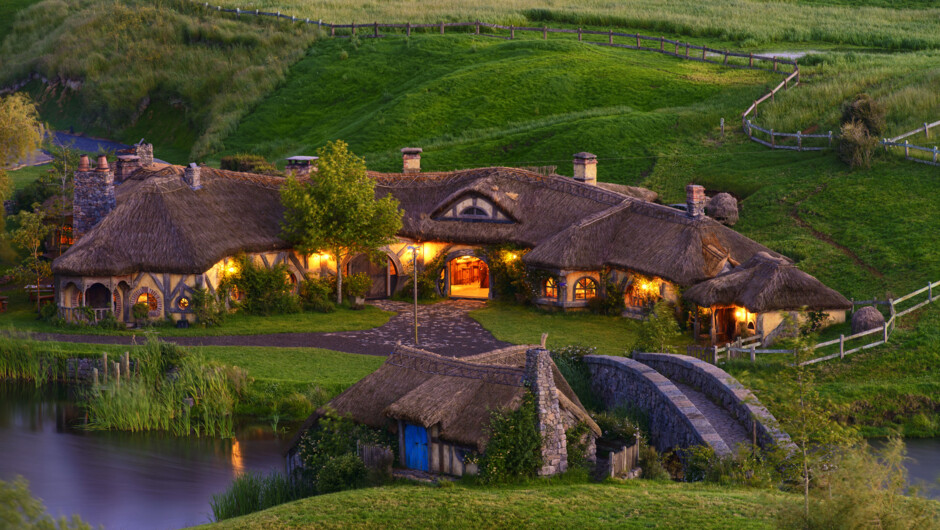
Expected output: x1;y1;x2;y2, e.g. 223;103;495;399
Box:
235;8;239;18
674;41;678;55
928;281;932;302
685;43;689;58
750;346;756;363
933;146;938;164
406;22;410;37
723;51;728;64
749;52;753;67
711;346;718;364
543;26;547;40
839;334;844;359
828;131;833;147
374;22;378;38
797;131;802;151
577;27;581;41
352;21;355;35
720;118;725;136
702;46;706;60
660;36;664;51
101;353;108;383
883;321;888;343
331;26;335;37
925;123;930;139
883;138;889;153
92;367;98;386
771;129;775;147
475;21;480;35
440;21;444;35
609;30;613;45
904;140;910;158
773;56;778;71
636;35;640;48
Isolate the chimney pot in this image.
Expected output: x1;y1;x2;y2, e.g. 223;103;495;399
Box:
686;184;706;218
95;155;110;172
401;147;422;174
184;163;202;190
78;155;90;172
573;152;597;185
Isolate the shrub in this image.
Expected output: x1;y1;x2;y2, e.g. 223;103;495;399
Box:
225;255;301;316
132;302;149;321
587;274;626;316
299;277;335;313
638;444;671;480
316;454;368;494
565;422;592;468
96;311;124;330
191;287;226;327
0;476;90;529
840;93;886;138
219;154;283;176
476;391;542;484
550;345;603;411
296;409;394;487
593;408;642;446
344;272;372;300
38;302;58;322
839;120;880;169
634;301;682;353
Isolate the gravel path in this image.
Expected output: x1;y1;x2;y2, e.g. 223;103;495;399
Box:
672;381;750;450
31;299;511;358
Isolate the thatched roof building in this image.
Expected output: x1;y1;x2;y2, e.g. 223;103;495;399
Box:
684;252;851;313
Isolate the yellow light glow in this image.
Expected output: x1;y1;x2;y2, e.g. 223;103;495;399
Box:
230;438;244;475
735;307;748;321
319;253;331;260
226;265;238;275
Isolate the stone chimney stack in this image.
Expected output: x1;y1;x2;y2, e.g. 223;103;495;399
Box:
686;184;706;219
401;147;422;174
285;156;318;178
73;155;116;240
114;155;140;183
184;163;202;190
573;152;597;185
135;141;154;166
524;348;568;476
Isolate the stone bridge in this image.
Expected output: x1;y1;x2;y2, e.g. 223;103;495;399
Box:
584;353;792;457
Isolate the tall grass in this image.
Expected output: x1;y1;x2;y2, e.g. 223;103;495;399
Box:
0;333;67;383
210;471;313;521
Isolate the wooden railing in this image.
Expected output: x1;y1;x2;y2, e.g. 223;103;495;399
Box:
881;120;940;167
58;306;113;324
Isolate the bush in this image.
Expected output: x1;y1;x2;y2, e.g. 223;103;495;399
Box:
299;277;336;313
476;391;542;484
38;302;58;322
565;422;592;469
96;311;124;330
219;154;283;176
840;93;886;138
344;272;372;300
634;301;682;353
839;120;880;169
0;476;90;529
132;302;150;321
316;454;368;494
550;345;603;411
587;274;626;316
296;409;394;488
593;408;642;446
224;255;301;316
638;444;671;480
191;287;227;327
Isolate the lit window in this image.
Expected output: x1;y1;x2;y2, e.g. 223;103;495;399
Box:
544;278;558;299
136;292;158;311
460;206;488;217
178;297;190;310
574;278;597;300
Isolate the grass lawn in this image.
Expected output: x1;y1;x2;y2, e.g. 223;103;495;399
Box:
0;289;392;336
469;301;691;357
202;479;794;529
6;164;49;192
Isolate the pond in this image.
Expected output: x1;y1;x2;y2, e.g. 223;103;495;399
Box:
0;383;285;529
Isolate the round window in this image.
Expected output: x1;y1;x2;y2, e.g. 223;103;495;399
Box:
178;297;190;311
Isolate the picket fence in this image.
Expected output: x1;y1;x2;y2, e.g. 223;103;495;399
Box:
689;280;939;367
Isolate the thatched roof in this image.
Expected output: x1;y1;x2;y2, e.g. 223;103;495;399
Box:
307;345;599;452
523;200;783;285
53;165;292;276
683;252;851;312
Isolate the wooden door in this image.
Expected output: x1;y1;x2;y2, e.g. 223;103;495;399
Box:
404;423;429;472
347;254;391;299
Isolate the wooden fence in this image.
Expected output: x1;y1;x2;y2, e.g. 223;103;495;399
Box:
697;279;939;366
881;119;940;167
58;306;112;324
597;440;639;479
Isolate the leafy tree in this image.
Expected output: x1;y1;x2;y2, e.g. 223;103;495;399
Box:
0;94;45;202
0;475;90;529
8;204;52;313
280;140;402;304
635;301;682;353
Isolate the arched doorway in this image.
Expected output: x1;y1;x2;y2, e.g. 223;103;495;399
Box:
346;253;399;299
85;283;111;309
446;255;489;299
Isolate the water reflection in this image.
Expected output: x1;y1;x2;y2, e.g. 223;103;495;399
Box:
0;383;285;530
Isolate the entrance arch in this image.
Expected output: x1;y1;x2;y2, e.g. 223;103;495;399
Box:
85;283;112;309
441;250;490;299
345;252;401;299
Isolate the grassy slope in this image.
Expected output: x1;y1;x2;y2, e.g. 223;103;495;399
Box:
0;0;41;40
203;480;793;529
0;289;392;336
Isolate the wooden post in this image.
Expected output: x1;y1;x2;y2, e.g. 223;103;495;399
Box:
750;346;756;363
577;28;581;41
771;129;775;147
929;281;933;302
723;51;728;64
828;131;833;147
475;21;480;35
749;53;753;67
331;26;335;37
709;309;717;345
933;146;938;163
685;43;689;58
510;25;514;39
660;36;664;51
883;321;889;343
92;367;98;386
720;118;725;136
406;23;410;37
904;141;910;158
925;123;930;139
113;361;120;385
711;346;718;364
773;56;777;71
702;46;706;60
609;30;613;45
636;35;640;48
440;21;444;35
101;353;108;383
839;334;844;359
543;26;547;40
797;131;802;151
122;352;130;379
374;22;378;38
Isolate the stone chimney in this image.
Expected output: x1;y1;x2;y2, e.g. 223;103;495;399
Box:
114;155;140;183
285;156;318;178
524;348;568;476
573;152;597;185
183;163;202;190
401;147;422;174
73;155;116;240
686;184;706;219
135;141;154;166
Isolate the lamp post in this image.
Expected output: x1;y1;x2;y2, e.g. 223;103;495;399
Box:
407;245;419;345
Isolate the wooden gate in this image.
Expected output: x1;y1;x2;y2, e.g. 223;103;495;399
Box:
404;423;429;472
347;254;395;299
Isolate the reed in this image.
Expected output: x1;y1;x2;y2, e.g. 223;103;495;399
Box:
0;334;67;383
210;471;314;521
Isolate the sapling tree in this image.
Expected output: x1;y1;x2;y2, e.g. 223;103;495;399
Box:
280;140;402;304
635;300;682;353
8;204;52;313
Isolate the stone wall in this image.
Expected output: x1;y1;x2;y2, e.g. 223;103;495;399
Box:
584;355;730;456
524;348;568;476
634;353;793;451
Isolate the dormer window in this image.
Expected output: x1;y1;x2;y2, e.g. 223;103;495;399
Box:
435;194;513;223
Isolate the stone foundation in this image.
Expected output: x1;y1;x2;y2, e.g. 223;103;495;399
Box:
525;348;568;476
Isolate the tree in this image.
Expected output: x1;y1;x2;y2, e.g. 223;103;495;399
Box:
0;93;45;202
635;300;682;353
280;140;402;304
9;204;52;313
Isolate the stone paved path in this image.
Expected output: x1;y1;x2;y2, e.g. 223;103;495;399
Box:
31;300;511;358
672;381;750;450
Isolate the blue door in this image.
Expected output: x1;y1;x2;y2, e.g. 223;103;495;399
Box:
404;423;429;471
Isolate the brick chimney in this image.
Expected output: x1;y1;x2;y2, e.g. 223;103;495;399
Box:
573;152;597;185
686;184;706;219
114;155;140;183
401;147;422;174
73;155;116;240
183;163;202;190
135;141;153;166
524;348;568;476
286;156;318;178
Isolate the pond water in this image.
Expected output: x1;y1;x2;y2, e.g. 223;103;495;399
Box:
0;383;285;529
883;438;940;500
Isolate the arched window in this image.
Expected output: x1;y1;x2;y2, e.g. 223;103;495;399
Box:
574;278;597;300
544;278;558;299
137;292;158;311
460;206;488;217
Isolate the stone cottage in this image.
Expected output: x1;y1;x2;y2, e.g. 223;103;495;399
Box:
285;345;600;477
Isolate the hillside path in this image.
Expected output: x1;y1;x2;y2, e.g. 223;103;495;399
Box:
30;300;511;358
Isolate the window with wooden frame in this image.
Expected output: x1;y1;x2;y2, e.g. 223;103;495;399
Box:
543;277;558;299
573;277;597;300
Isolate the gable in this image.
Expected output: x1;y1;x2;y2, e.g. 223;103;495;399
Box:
434;194;514;223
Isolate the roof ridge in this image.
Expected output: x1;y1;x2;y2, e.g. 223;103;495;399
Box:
388;346;525;387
